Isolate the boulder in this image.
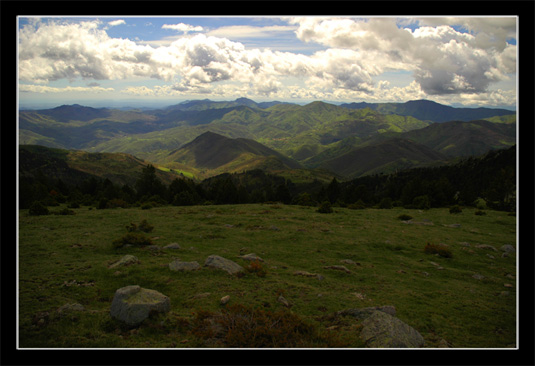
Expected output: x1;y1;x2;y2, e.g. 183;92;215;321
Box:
358;310;424;348
110;285;170;326
204;255;244;275
169;259;200;272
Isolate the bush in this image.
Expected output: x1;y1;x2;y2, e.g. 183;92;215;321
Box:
449;205;462;214
475;210;487;216
378;197;393;209
28;201;49;216
347;200;366;210
138;219;154;233
397;214;413;221
68;202;80;209
106;198;129;209
317;201;333;214
245;260;267;278
412;195;430;210
54;208;75;215
112;232;152;248
191;304;347;348
424;243;453;258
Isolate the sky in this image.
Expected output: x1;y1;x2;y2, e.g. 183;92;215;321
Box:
17;16;517;109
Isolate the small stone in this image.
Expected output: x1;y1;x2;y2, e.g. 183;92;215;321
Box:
164;243;181;250
220;295;230;305
108;255;139;269
293;270;319;277
504;283;514;288
323;265;351;274
500;245;515;253
472;274;485;280
57;303;85;316
239;253;264;262
277;295;291;307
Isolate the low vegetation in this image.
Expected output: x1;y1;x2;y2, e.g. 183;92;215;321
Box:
18;202;516;348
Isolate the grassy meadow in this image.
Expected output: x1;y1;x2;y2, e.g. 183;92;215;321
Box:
18;203;517;348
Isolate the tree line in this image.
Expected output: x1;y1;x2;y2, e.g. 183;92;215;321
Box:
20;145;516;213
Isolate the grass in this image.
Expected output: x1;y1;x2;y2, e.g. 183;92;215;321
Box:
18;204;517;348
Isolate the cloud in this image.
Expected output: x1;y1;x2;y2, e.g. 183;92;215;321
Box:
19;84;114;93
108;19;126;27
207;25;296;39
288;17;517;96
162;23;203;33
18;17;516;103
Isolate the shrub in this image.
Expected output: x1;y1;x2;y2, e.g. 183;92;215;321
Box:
449;205;462;214
245;260;267;278
112;232;152;248
347;200;366;210
191;304;348;348
317;201;333;214
106;198;129;209
412;195;430;210
138;219;154;233
397;214;413;221
28;201;49;216
54;208;75;215
378;197;393;209
68;202;80;209
475;210;487;216
424;242;453;258
97;198;108;210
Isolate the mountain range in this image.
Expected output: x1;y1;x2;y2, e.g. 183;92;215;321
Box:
340;99;515;123
18;98;516;182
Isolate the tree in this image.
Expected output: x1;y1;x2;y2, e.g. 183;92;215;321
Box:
135;165;166;201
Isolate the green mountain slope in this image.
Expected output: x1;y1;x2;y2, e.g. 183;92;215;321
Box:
318;138;447;179
19;145;182;187
162;131;301;176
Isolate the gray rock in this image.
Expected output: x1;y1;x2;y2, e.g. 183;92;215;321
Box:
204;255;244;275
169;259;200;272
500;244;515;253
164;243;181;250
358;310;424;348
110;285;170;327
57;303;85;316
239;253;264;262
108;255;139;269
472;273;485;280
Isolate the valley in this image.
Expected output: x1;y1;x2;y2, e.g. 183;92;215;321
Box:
19;98;516;182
